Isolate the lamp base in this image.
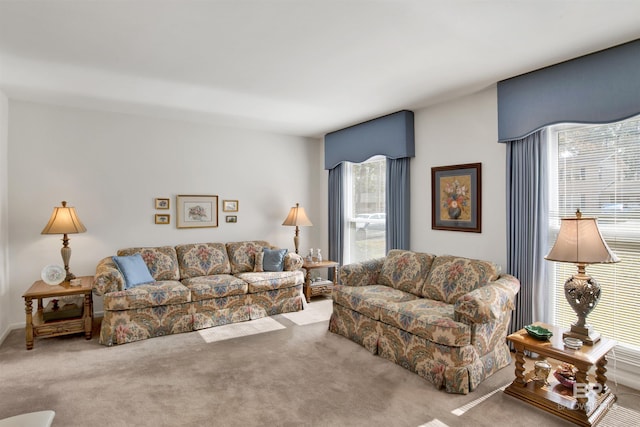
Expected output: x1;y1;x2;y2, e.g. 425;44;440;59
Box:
563;324;600;345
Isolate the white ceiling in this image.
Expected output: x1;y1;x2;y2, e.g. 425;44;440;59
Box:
0;1;639;137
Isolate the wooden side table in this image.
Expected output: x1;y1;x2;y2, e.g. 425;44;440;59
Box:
504;322;616;426
22;275;94;350
302;260;339;303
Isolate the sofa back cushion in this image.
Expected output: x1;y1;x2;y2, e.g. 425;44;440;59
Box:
421;255;499;303
175;243;231;279
226;241;271;274
379;250;436;296
116;246;180;281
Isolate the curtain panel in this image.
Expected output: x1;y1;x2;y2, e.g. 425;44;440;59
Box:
386;157;410;252
506;130;550;334
328;164;344;266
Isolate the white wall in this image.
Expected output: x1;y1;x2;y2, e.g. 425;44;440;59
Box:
5;101;323;327
0;90;9;341
411;86;508;269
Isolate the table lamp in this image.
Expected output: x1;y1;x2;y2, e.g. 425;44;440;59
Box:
545;209;619;344
282;203;312;254
41;201;87;281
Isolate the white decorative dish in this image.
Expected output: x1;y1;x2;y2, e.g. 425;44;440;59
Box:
41;264;65;285
563;337;583;350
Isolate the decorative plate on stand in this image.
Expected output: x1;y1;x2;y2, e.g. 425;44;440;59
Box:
41;264;65;285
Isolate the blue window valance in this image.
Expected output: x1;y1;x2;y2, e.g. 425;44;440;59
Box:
498;39;640;142
324;110;414;169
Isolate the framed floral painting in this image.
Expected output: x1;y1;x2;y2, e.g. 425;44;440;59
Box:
431;163;481;232
176;195;218;228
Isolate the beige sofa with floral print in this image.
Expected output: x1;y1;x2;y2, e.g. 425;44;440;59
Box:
93;240;304;346
329;249;520;394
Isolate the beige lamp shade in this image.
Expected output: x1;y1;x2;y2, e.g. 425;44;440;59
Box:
545;212;619;265
41;201;87;235
282;203;313;227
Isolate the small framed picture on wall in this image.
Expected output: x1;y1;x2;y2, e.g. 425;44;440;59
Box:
222;200;238;212
155;198;170;209
155;214;170;224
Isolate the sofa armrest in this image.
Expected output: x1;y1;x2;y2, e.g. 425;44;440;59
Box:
338;257;385;286
284;252;304;271
93;256;125;296
454;274;520;324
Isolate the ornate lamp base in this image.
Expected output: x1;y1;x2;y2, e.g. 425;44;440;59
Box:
563;324;601;345
563;270;601;345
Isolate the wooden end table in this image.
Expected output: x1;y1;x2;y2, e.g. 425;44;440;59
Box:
302;260;339;303
504;322;616;426
22;275;94;350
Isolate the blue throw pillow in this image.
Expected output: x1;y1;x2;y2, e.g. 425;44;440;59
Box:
262;248;288;272
112;254;155;289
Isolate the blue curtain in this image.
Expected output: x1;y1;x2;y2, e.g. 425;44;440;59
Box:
328;164;344;267
506;129;550;334
386;157;410;251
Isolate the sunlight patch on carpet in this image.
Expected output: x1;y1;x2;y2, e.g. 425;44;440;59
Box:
198;317;285;343
416;419;449;427
281;298;333;325
451;384;508;416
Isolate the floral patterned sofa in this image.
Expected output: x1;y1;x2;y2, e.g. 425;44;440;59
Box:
329;249;520;394
93;240;304;346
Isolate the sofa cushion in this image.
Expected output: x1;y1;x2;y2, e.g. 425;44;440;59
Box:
379;250;435;296
254;252;265;272
112;254;155;289
379;299;471;346
226;241;270;274
262;248;288;272
332;284;418;320
103;281;190;310
421;256;499;304
117;246;180;281
236;270;304;293
176;243;231;279
181;275;248;301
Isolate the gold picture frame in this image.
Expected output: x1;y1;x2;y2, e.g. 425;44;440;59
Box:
222;200;238;212
225;215;237;223
431;163;481;233
155;198;170;209
176;195;218;228
155;214;170;225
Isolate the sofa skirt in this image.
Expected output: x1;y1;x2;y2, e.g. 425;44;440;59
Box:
328;303;379;354
192;295;250;330
248;285;303;319
100;302;193;346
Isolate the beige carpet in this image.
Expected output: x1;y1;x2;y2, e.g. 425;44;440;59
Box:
1;297;638;427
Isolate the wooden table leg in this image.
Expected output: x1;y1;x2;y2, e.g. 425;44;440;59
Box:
83;293;93;339
304;269;311;303
25;298;34;350
574;364;589;414
596;355;609;394
513;344;526;386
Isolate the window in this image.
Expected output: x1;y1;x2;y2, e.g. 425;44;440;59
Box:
343;156;386;264
549;116;640;354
